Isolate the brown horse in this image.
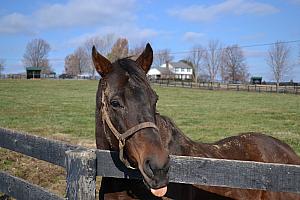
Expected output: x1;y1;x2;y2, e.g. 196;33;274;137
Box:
92;44;300;200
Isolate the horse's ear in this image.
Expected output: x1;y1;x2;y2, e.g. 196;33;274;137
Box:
135;43;153;74
92;46;112;76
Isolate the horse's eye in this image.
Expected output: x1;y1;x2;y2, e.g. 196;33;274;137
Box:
110;100;121;108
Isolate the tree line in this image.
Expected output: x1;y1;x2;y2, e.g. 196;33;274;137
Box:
63;35;150;78
1;37;299;86
155;40;297;87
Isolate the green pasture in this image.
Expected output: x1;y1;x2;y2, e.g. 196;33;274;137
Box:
0;79;300;153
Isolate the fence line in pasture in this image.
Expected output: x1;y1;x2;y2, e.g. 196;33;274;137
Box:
1;128;300;200
150;79;300;95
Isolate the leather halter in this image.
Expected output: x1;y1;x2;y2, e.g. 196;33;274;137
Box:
101;91;159;169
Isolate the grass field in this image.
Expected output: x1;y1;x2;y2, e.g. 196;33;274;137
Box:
0;79;300;196
1;79;299;151
156;85;300;151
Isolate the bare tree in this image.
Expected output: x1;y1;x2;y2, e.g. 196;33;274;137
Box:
219;62;227;83
0;59;5;78
203;40;223;82
267;41;291;90
23;38;52;74
83;34;115;78
74;47;90;74
64;47;89;76
64;54;80;76
222;45;249;83
153;49;174;67
107;38;129;62
187;45;205;83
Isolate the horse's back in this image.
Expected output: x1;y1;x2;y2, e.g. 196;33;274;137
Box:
206;133;300;200
213;132;300;165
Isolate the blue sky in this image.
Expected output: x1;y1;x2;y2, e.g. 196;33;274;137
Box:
0;0;299;81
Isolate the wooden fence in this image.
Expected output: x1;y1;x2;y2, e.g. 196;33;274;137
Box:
1;127;300;200
151;79;300;95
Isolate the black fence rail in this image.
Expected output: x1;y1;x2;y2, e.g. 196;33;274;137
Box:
150;79;300;95
1;127;300;200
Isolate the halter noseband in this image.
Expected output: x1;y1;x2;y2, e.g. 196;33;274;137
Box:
101;91;159;169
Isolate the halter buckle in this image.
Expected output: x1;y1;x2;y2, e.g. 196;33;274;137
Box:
118;139;136;169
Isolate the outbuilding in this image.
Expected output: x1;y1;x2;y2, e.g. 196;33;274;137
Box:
250;77;262;84
26;67;42;79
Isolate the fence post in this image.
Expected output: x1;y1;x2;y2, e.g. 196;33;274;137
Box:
66;149;96;200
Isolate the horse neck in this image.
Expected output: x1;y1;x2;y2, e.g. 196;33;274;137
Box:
156;114;217;158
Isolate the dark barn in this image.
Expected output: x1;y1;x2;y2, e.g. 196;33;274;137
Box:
26;67;42;79
250;76;262;84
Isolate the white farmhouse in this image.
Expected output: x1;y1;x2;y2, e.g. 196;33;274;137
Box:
160;61;193;80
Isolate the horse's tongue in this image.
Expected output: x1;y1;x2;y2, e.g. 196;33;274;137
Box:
151;186;167;197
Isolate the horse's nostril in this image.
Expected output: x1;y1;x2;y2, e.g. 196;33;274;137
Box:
144;159;154;178
144;156;170;180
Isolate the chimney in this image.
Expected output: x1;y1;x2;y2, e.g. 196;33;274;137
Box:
166;60;169;70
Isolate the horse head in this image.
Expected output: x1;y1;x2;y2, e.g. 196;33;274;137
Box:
93;43;170;197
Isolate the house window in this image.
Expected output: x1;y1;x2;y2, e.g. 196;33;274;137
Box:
175;68;180;72
181;68;185;72
187;68;191;72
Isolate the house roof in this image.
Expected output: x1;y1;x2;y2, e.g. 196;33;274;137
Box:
148;68;161;75
26;67;42;71
170;62;193;69
157;67;174;75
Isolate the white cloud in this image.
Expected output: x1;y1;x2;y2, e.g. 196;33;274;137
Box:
0;0;159;47
0;0;136;34
169;0;279;22
35;0;135;28
67;24;158;48
182;32;205;43
0;13;33;34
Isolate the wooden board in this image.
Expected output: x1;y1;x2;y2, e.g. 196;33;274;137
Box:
96;150;300;193
0;171;63;200
0;127;81;167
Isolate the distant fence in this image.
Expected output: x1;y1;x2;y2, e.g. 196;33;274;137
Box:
150;79;300;95
1;128;300;200
0;75;98;80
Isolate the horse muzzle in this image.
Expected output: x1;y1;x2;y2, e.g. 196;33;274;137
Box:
139;154;170;197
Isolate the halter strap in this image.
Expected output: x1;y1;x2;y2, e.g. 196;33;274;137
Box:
101;91;159;169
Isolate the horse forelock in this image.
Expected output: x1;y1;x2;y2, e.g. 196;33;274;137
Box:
116;58;158;100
